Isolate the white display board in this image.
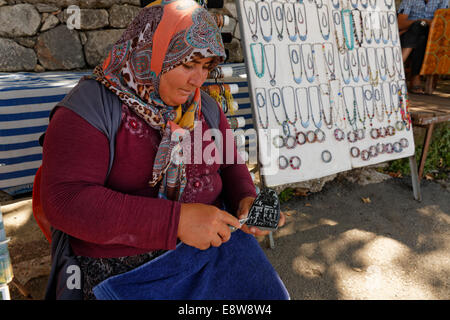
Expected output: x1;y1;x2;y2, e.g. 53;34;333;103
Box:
236;0;415;187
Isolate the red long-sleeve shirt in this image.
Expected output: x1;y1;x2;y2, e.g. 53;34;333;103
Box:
41;103;256;258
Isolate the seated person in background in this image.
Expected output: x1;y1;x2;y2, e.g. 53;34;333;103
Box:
397;0;449;94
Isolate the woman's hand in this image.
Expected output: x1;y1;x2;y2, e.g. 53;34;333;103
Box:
178;203;241;250
236;196;286;237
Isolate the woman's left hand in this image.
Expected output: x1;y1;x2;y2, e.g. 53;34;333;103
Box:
236;196;286;237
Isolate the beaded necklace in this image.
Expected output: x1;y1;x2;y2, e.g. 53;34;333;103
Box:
243;0;259;41
289;44;303;84
390;82;401;119
307;86;324;129
372;86;386;122
381;12;389;45
341;9;355;50
360;0;369;9
349;50;360;83
250;42;265;79
375;48;387;82
320;42;336;81
255;87;269;129
352;86;367;129
380;83;393;123
257;1;273;42
388;13;399;45
316;4;331;41
333;11;347;54
269;87;290;136
319;83;334;129
295;87;311;129
362;85;376;127
383;47;396;79
284;2;298;41
271;1;285;41
295;2;308;41
351;9;363;47
331;80;348;129
362;12;373;44
370;12;382;44
263;44;277;86
332;0;340;9
302;44;316;83
342;86;358;130
281;86;299;126
358;47;370;82
338;51;351;85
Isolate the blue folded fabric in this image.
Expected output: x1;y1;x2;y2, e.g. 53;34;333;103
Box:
93;230;289;300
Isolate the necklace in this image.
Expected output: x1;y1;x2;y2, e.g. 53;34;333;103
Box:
372;86;385;122
388;12;399;45
289;44;303;84
362;85;376;127
331;80;347;129
342;86;358;130
332;0;340;9
319;83;334;129
380;83;393;123
250;43;265;78
369;0;377;9
341;8;355;51
263;44;277;86
284;2;298;41
352;9;363;47
360;0;369;8
375;48;387;81
243;0;259;41
333;11;347;54
295;2;308;41
271;1;285;41
381;12;389;44
269;87;292;136
257;1;273;42
352;86;367;129
321;42;336;81
358;47;370;82
362;12;373;44
281;86;299;126
384;0;393;10
383;47;395;79
316;4;331;41
349;50;360;83
338;51;351;85
307;86;324;129
295;87;311;129
370;12;382;44
255;87;269;129
302;43;316;83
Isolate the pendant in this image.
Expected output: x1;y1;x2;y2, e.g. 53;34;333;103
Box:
252;34;258;41
270;79;276;86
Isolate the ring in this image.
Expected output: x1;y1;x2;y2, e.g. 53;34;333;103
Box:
296;131;307;145
321;150;332;163
334;128;345;141
315;129;326;143
285;135;297;149
350;146;360;158
273;135;285;148
306;130;317;143
289;156;301;170
347;130;357;143
278;155;289;169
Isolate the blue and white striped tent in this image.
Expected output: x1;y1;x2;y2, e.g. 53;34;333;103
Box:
0;64;253;196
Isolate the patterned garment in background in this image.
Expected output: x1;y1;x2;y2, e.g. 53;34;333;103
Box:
398;0;449;20
420;8;450;75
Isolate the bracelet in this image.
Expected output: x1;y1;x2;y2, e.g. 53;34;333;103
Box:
386;125;396;136
285;135;297;149
370;128;380;139
376;142;385;154
384;142;394;154
361;149;370;161
400;138;409;148
273;135;285;148
321;150;332;163
290;156;302;170
350;146;360;158
368;145;378;158
296;131;307;145
395;120;405;131
278;155;289;169
356;128;365;140
347;130;357;143
306;130;317;143
393;141;403;153
379;126;387;138
315;129;326;143
334;128;345;141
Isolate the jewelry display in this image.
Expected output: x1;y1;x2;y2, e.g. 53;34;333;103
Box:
237;0;415;185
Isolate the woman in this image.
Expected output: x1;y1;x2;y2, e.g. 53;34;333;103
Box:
41;0;287;300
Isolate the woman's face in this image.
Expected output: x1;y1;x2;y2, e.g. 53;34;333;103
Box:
159;57;215;106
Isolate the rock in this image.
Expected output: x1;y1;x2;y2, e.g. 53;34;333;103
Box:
84;29;124;67
340;168;392;186
0;0;6;7
272;173;338;194
14;36;37;48
121;0;140;6
80;9;109;30
0;38;37;71
40;14;59;32
34;3;59;13
0;4;41;37
34;63;45;72
35;25;85;70
79;0;120;8
224;38;244;63
109;4;141;28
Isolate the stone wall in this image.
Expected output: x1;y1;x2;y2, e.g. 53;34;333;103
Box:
0;0;243;72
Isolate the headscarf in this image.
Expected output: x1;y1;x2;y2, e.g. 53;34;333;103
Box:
91;0;226;200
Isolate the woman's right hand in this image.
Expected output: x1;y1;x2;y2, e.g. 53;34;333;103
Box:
178;203;241;250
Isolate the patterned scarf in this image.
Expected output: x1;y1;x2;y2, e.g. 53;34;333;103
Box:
91;0;226;200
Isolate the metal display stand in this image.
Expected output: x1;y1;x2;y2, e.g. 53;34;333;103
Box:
234;0;422;247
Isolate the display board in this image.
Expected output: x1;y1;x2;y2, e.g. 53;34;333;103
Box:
236;0;415;187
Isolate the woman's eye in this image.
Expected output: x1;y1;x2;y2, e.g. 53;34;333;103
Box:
183;64;194;70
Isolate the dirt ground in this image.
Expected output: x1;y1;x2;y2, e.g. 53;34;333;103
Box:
1;168;449;300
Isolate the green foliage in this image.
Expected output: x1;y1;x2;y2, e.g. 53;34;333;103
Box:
385;124;450;179
278;187;295;204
